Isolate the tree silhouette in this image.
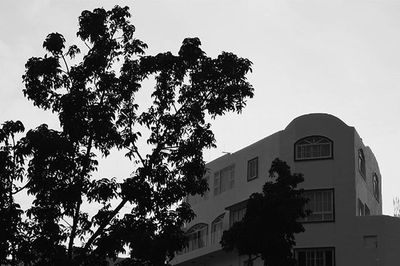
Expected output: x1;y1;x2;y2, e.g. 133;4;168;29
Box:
220;158;309;266
0;121;26;265
1;5;253;266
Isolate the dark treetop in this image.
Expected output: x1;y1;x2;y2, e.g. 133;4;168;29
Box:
1;5;253;266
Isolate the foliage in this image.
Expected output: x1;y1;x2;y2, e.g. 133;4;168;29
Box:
220;158;309;266
2;5;253;266
0;121;26;265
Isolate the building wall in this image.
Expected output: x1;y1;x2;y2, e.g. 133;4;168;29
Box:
354;131;382;216
172;113;397;266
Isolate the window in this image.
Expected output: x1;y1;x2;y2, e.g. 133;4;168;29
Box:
295;136;333;161
302;189;334;222
211;214;225;244
358;149;366;177
214;165;235;195
230;207;246;226
358;198;365;216
295;248;334;266
373;173;379;201
247;157;258;181
186;223;208;252
227;201;247;227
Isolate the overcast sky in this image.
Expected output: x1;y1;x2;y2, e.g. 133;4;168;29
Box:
0;0;399;215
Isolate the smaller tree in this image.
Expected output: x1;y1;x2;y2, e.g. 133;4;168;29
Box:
221;158;309;266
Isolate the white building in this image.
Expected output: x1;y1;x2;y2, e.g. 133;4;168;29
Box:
172;113;400;266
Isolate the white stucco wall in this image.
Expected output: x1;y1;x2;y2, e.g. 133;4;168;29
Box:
172;113;396;266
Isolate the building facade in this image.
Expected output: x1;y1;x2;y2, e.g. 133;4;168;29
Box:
171;113;400;266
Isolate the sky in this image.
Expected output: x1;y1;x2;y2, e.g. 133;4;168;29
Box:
0;0;399;215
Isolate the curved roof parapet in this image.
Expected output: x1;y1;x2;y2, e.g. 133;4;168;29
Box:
285;113;350;130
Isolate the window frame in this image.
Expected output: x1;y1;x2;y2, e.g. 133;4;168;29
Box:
372;173;380;202
226;200;247;227
358;149;366;178
247;157;259;181
301;188;335;223
214;164;235;196
294;135;333;161
294;247;335;266
185;223;208;252
211;213;225;245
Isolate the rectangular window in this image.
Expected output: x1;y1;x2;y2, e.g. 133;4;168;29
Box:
211;219;223;244
230;207;246;226
247;157;258;181
295;247;334;266
302;189;334;222
214;165;235;195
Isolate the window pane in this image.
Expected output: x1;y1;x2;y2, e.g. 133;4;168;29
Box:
308;250;315;265
230;206;246;226
211;219;223;244
325;250;333;266
321;144;330;156
295;136;332;160
316;250;324;266
302;190;333;222
247;158;258;181
295;248;334;266
298;251;306;266
218;165;235;194
186;224;208;252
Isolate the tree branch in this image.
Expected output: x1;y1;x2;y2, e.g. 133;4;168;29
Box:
12;180;30;195
67;136;93;259
82;198;128;252
61;54;70;75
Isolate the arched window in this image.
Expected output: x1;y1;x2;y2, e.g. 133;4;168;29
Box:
186;223;208;252
295;136;333;160
211;214;225;244
373;173;379;201
358;149;366;177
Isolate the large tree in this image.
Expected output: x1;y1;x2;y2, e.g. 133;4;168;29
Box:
1;5;253;266
220;158;309;266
